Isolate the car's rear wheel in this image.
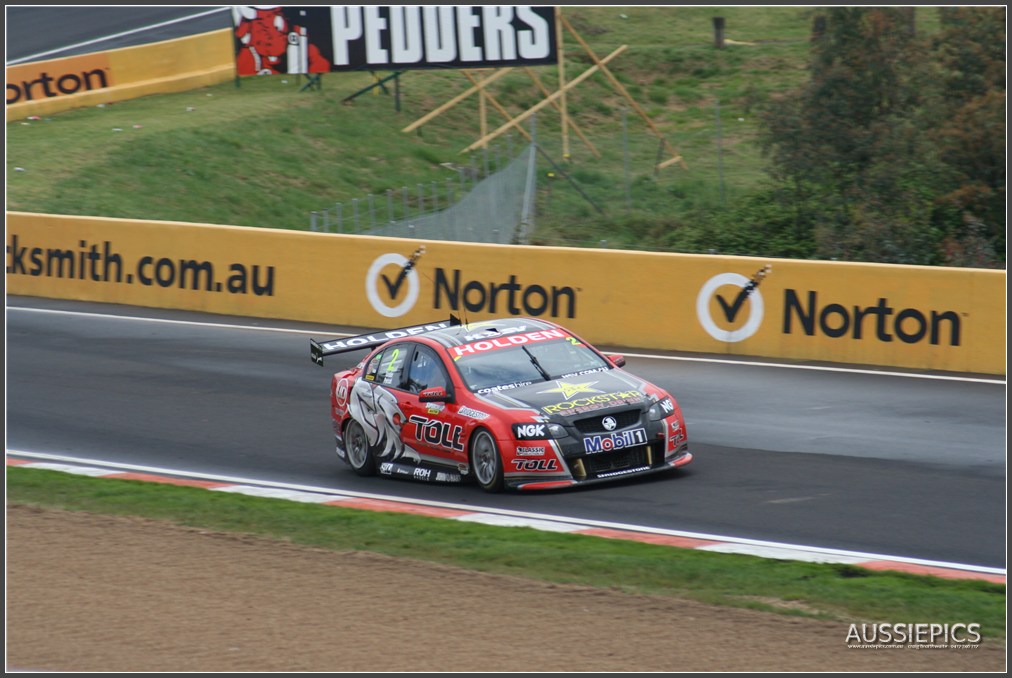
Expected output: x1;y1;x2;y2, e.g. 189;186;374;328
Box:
345;420;376;476
470;429;504;493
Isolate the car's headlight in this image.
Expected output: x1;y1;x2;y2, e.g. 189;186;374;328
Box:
648;396;675;420
547;423;567;439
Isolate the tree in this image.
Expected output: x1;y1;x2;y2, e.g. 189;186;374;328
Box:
930;8;1006;263
758;7;1005;267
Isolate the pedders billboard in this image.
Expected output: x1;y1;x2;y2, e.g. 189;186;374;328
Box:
230;5;558;76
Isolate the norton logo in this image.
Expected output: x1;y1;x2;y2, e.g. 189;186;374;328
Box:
696;266;772;343
365;248;424;318
6;54;113;105
365;246;579;319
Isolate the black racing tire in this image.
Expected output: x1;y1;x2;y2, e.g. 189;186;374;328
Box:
345;419;377;477
469;429;504;493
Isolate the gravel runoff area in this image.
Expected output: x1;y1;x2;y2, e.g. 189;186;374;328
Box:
6;504;1005;672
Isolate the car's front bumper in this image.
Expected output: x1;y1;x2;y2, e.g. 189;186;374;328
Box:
509;445;692;491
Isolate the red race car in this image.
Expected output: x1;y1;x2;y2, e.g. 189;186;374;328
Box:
310;316;692;492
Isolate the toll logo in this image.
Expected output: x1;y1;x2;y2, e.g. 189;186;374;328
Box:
696;266;771;343
366;247;424;318
512;458;559;472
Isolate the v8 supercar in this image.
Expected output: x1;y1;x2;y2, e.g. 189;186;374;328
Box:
310;317;692;492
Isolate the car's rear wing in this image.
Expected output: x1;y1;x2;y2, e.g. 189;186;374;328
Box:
310;315;461;366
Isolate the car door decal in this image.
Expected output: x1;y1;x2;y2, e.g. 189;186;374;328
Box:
406;414;465;452
348;379;419;463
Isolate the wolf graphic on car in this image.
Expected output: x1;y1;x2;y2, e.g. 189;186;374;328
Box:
347;380;418;464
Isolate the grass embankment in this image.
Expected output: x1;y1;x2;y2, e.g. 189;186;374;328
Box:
8;467;1004;640
6;7;843;248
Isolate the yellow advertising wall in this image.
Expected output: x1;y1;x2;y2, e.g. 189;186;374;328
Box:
5;29;234;121
6;212;1006;375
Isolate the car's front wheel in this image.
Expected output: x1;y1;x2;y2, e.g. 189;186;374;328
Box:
470;429;504;493
345;420;377;476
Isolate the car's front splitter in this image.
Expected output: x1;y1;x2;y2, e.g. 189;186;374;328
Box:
511;450;693;491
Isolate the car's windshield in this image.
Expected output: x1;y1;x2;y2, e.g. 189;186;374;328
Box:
452;338;610;392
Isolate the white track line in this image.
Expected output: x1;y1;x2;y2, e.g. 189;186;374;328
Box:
7;8;229;65
7;449;1004;578
7;306;1004;384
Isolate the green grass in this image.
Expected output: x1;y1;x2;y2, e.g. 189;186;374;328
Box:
5;7;830;240
5;7;956;254
8;466;1005;639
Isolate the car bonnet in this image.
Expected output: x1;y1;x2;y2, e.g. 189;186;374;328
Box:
470;369;653;418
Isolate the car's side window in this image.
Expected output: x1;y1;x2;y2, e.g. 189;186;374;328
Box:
406;345;449;394
367;343;408;388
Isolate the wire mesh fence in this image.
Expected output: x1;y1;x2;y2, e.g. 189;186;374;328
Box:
310;137;537;245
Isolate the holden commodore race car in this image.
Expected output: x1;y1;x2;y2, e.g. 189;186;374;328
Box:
310;316;692;492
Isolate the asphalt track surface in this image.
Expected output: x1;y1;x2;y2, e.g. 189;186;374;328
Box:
5;6;233;65
6;297;1006;570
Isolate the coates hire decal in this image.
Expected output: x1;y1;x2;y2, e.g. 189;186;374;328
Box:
231;6;557;76
366;250;577;320
697;268;962;347
6;53;112;105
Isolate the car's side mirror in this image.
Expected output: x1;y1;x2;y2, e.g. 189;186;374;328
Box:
608;354;626;367
420;386;453;403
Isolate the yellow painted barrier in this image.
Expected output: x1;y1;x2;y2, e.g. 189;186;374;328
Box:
6;212;1006;375
5;29;235;121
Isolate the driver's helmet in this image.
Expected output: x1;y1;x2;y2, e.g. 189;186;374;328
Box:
413;351;439;388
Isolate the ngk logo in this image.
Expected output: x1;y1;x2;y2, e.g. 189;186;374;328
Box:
513;423;546;439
